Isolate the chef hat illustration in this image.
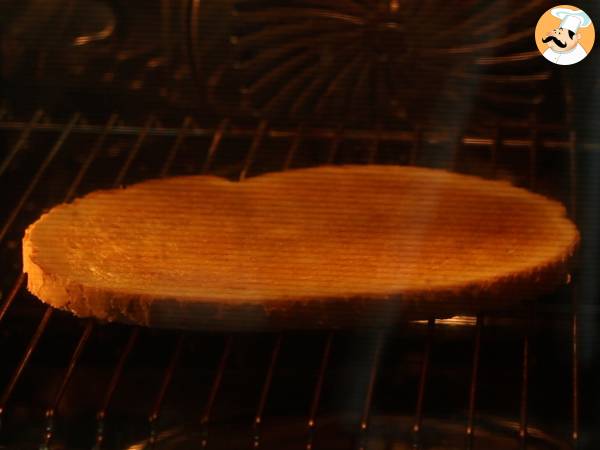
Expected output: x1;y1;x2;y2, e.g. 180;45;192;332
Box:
551;7;592;34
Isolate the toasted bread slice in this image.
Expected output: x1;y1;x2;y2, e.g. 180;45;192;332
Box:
22;165;579;330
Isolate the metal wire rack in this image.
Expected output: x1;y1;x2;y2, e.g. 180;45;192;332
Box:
0;108;582;449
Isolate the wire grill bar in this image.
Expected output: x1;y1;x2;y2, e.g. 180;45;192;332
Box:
465;315;483;449
240;119;269;181
356;331;385;450
0;273;25;325
148;334;186;444
413;319;435;448
0;307;53;428
0;109;44;177
0;113;80;245
159;116;193;178
94;327;140;449
201;118;230;174
306;332;333;450
200;336;234;448
283;125;304;170
41;320;94;448
67;114;120;199
0;119;597;152
115;116;155;184
252;334;283;448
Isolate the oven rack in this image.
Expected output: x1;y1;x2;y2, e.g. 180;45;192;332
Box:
0;109;580;449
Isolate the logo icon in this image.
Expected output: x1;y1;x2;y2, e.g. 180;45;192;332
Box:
535;5;595;65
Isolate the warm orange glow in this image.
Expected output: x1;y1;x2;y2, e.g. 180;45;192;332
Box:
413;316;477;326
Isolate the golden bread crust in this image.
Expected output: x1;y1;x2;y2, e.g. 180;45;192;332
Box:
22;165;579;330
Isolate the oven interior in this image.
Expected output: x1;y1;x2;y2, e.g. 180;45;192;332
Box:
1;1;599;449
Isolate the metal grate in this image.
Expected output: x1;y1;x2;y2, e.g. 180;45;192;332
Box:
0;109;582;449
203;0;560;126
2;0;563;124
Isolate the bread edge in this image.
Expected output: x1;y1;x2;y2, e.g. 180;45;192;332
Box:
23;220;579;331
